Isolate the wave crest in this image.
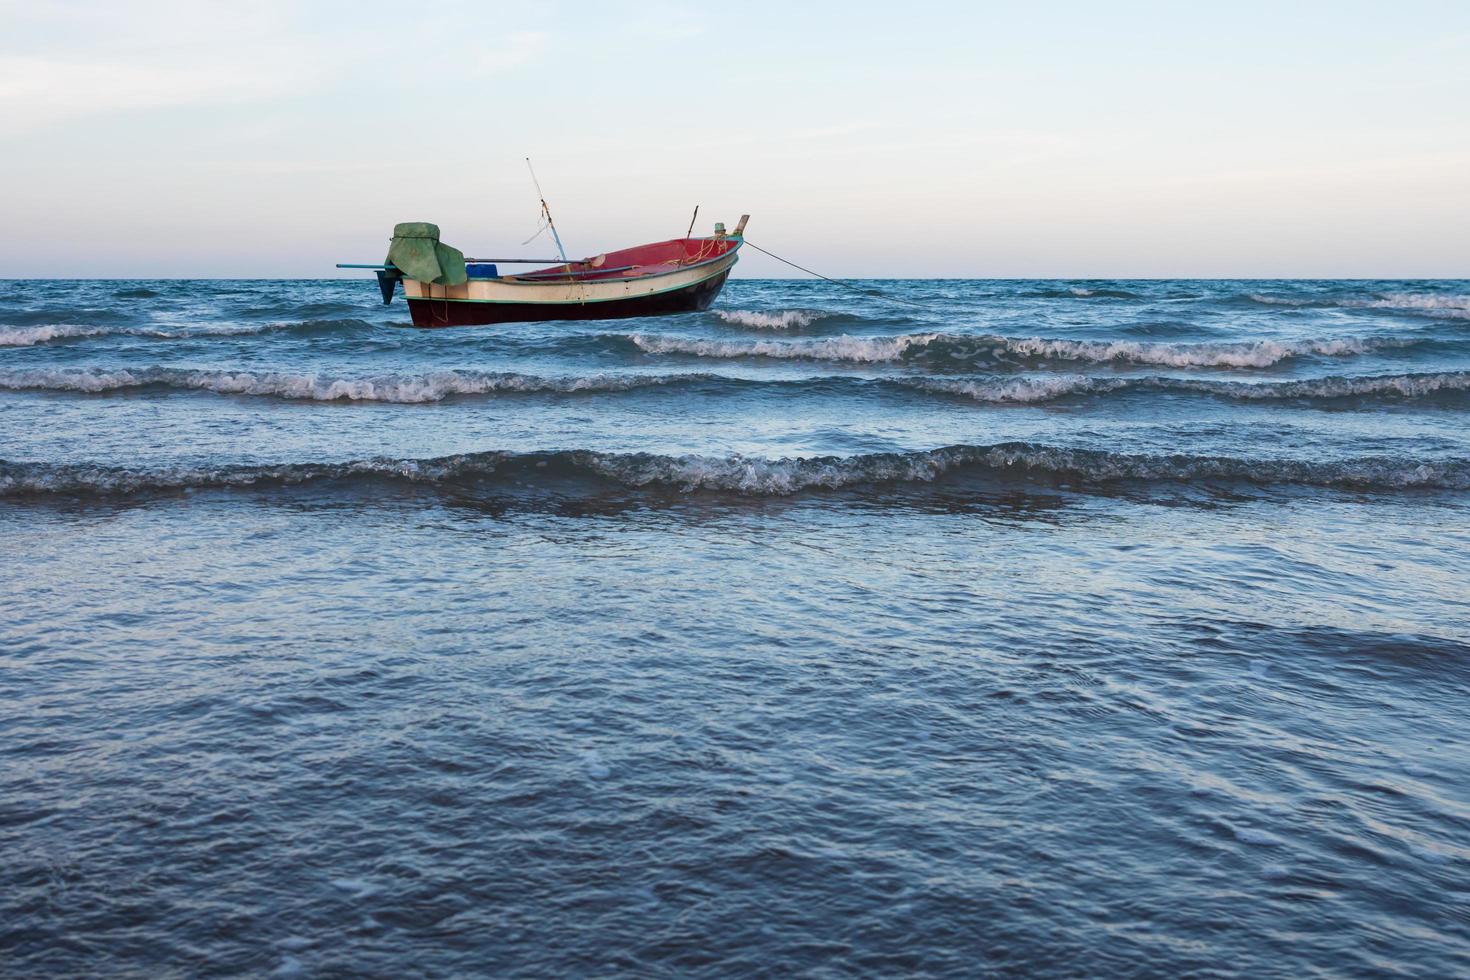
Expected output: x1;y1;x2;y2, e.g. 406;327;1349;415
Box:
1354;293;1470;320
4;444;1465;498
0;318;373;347
0;367;694;402
6;367;1465;406
630;332;936;363
1248;291;1470;319
902;371;1470;404
629;331;1391;368
714;309;834;330
0;324;112;346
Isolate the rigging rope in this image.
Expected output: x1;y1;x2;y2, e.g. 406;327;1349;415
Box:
741;240;937;312
520;215;550;246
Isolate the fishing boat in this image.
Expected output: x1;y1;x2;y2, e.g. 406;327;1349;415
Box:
338;215;747;328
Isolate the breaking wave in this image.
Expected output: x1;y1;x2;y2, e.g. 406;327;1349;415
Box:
1023;287;1144;300
0;324;113;346
4;444;1466;498
5;367;1466;406
1352;293;1470;320
1246;294;1322;309
1248;292;1470;319
630;332;935;363
713;309;841;330
0;367;698;402
628;332;1404;368
899;371;1470;404
0;318;373;346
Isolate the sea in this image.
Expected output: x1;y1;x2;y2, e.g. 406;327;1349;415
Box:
2;277;1468;977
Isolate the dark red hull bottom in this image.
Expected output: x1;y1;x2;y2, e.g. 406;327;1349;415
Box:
405;271;731;327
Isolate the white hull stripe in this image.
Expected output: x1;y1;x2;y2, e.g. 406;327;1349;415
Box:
405;252;739;306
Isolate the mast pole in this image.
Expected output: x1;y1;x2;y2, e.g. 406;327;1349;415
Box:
526;157;569;264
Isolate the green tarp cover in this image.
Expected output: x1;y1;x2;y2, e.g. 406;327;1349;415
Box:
385;222;467;286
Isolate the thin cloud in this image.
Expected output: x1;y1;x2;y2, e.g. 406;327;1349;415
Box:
791;121;881;141
475;31;550;75
0;1;338;129
0;54;313;126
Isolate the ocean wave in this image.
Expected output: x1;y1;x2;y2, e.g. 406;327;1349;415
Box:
713;309;836;330
629;332;937;363
0;324;113;346
901;371;1470;404
1246;294;1322;308
4;444;1466;498
1351;293;1470;320
7;367;1464;406
900;376;1110;403
0;367;696;402
628;332;1397;368
1023;287;1143;300
0;318;373;346
1247;292;1470;319
1067;286;1142;299
1000;336;1383;368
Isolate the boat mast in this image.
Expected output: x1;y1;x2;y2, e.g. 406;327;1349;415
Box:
526;157;569;265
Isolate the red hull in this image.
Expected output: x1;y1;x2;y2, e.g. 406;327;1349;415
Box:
509;236;740;283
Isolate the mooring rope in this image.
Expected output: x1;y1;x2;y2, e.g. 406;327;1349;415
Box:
741;240;937;312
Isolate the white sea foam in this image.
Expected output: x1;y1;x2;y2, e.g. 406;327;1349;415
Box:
628;332;1384;368
0;319;365;346
580;445;1470;494
5;367;1465;406
5;444;1468;496
0;324;111;346
1247;294;1315;307
901;375;1119;403
1252;291;1470;319
1001;336;1376;368
630;332;940;362
714;309;830;330
0;367;688;402
898;372;1470;404
1350;293;1470;319
1202;371;1470;400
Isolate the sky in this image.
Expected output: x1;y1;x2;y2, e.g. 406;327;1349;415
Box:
2;0;1468;278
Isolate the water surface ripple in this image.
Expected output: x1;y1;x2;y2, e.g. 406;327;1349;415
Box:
2;278;1468;976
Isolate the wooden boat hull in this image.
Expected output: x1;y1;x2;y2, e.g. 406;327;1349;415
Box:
406;266;732;327
401;237;740;328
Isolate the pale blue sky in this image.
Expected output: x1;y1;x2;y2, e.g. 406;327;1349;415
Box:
3;1;1468;277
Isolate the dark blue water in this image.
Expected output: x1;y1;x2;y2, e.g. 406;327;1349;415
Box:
3;278;1468;976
